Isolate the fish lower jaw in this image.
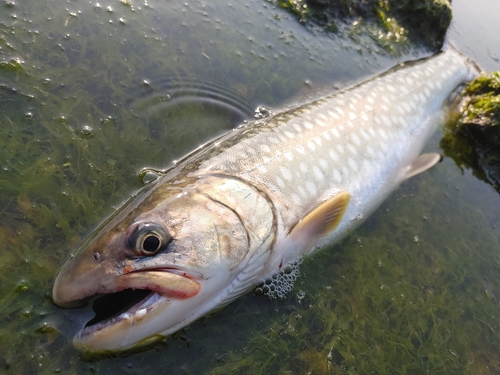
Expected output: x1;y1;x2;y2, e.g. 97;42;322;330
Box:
78;291;165;340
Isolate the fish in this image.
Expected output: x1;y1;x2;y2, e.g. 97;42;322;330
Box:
52;48;478;352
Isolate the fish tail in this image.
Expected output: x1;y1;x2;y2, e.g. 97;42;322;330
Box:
442;33;482;77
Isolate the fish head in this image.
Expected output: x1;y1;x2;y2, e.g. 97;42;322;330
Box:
53;177;270;352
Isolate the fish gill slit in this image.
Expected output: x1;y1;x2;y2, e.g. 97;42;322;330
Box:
213;222;222;263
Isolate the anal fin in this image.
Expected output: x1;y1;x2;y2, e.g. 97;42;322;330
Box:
405;153;442;179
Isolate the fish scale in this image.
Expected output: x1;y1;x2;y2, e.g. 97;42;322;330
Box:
52;48;479;352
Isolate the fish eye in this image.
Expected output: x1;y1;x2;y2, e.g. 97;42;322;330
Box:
128;222;171;256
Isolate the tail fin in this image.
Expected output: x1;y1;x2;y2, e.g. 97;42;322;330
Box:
442;33;482;77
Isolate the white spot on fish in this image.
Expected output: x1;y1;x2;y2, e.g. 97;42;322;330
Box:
319;158;328;169
314;137;322;146
329;149;339;161
307;141;316;151
296;146;305;154
305;121;314;129
380;115;392;126
360;128;370;140
323;132;331;141
348;158;358;171
298;186;307;198
333;169;342;182
300;162;308;173
306;181;317;195
328;110;339;119
284;131;295;139
347;144;357;155
313;166;324;181
337;144;345;153
293;124;303;133
260;144;271;153
284;151;294;161
291;193;301;205
279;166;293;181
257;165;268;173
275;176;285;188
269;137;280;144
332;128;340;138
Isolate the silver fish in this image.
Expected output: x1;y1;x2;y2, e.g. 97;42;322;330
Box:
53;49;478;352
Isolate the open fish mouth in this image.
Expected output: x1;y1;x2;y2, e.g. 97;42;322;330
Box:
82;289;159;336
62;269;202;343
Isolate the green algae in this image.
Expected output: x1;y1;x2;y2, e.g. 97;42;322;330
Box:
462;72;500;129
274;0;451;51
441;72;500;192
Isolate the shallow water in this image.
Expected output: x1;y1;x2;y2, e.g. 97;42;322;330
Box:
0;0;499;374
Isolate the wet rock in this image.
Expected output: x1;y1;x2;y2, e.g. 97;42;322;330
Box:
441;72;500;192
275;0;451;50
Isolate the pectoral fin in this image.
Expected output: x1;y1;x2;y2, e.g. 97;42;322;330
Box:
289;191;350;245
405;153;442;179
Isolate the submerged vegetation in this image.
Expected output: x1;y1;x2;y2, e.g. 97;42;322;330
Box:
441;72;500;192
0;0;499;374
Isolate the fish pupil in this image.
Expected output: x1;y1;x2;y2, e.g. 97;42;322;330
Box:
143;235;160;253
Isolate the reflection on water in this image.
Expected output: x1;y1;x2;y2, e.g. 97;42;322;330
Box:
0;0;499;373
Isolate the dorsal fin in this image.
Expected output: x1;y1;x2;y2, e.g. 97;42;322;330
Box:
405;153;442;179
289;191;350;245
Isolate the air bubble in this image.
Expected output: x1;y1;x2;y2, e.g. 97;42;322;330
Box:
255;258;302;299
80;125;94;137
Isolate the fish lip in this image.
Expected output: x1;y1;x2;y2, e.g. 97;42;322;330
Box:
121;265;206;280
